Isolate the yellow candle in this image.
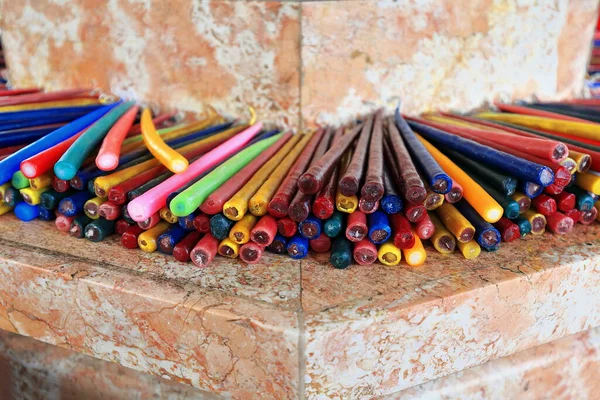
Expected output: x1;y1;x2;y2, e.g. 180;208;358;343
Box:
377;241;402;266
523;210;547;235
29;172;53;190
560;158;578;175
510;191;531;213
159;206;178;224
417;134;503;223
140;109;188;173
569;150;591;173
229;214;258;244
218;238;240;259
0;182;11;199
335;191;358;213
137;221;170;252
248;134;312;216
457;240;481;260
19;186;50;205
83;197;106;219
429;213;456;254
223;134;302;220
475;112;600;141
435;202;475;243
0;203;13;216
576;172;600;195
0;98;101;112
402;232;426;267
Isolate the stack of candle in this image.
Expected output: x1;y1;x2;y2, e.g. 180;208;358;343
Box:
1;87;600;270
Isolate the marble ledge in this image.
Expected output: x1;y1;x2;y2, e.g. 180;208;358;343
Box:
1;215;600;398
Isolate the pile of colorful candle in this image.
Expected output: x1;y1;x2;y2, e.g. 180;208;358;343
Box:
1;88;600;269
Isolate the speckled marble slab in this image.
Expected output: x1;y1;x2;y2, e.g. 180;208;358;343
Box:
1;215;600;398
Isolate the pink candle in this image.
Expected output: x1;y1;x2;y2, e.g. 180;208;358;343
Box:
127;123;263;222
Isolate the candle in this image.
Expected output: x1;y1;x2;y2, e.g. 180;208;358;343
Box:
37;207;55;221
0;88;94;107
137;221;170;252
193;213;210;233
229;214;258;244
415;213;435;240
494;218;521;242
98;201;122;220
170;134;283;217
309;128;345;220
377;241;402;266
288;192;313;222
138;212;162;230
513;216;532;236
346;211;368;242
336;190;358;213
454;201;501;250
190;233;219;268
362;111;385;201
67;215;90;238
390;213;416;249
380;168;403;214
54;102;131;180
298;216;322;240
126;172;173;202
157;225;187;255
20;186;49;205
569;150;592;173
367;211;391;244
12;171;30;189
58;191;92;216
14;202;39;221
267;234;288;254
579;208;597;225
210;214;235;240
423;183;444;210
310;235;331;253
84;218;116;243
564;186;595;211
0;182;11;199
402;233;427;267
553;191;575;212
353;239;378;265
494;102;589;123
531;194;557;216
159;207;178;224
323;211;343;238
200;133;292;215
457;240;481;260
330;236;353;269
576;172;600;194
358;197;379;214
83;196;105;219
277;217;297;238
96;105;140;170
429;214;456;254
544;183;564;196
178;212;198;231
402;199;427;223
173;231;202;262
409;120;554;187
560;158;578;175
108;166;166;205
395;111;452;194
518;181;544;199
510;192;531;213
298;123;363;195
20;129;84;179
416;134;503;223
3;186;23;207
127;112;176;137
444;182;463;204
286;235;309;259
29;172;53;190
337;113;370;194
127;122;263;222
115;219;133;235
522;210;547;235
218;238;240;259
545;211;574;235
140;108;189;173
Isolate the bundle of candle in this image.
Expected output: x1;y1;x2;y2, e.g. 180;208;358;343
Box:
2;88;600;270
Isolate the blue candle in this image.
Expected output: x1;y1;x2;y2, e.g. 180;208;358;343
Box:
14;202;39;222
38;206;56;221
287;234;309;259
178;212;198;231
210;214;235;240
0;114;88;131
0;105;103;123
298;215;322;240
518;181;544;199
455;200;501;251
58;191;92;217
0;124;66;147
367;211;392;244
157;225;187;255
55;101;131;180
513;216;532;236
267;234;288;254
408;119;554;187
0;104;118;185
394;109;452;194
381;169;403;214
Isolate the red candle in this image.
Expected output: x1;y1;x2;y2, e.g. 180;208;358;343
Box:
121;225;144;249
444;182;463;203
339;116;374;196
544;183;563;195
52;176;70;192
288;192;312;222
345;211;368;242
546;211;574;235
358;197;379;214
193;213;210;233
403;201;427;223
20;129;86;178
532;194;557;216
250;215;278;246
312;128;344;220
554;192;576;212
353;239;378;265
494;218;521;242
55;214;75;232
564;208;581;222
277;217;297;238
115;219;133;235
173;231;202;262
190;233;219;267
138;211;161;229
239;242;264;264
579;207;598;225
390;213;415;249
108;165;167;205
98;201;122;220
415;213;435;240
310;235;331;253
362;111;385;202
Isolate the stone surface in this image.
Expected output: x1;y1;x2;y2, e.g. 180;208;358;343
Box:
394;326;600;400
0;329;218;400
0;0;301;128
1;215;600;398
301;0;599;126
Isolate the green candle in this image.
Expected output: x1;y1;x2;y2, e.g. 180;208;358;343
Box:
54;101;134;180
330;235;352;269
11;171;30;189
170;133;283;217
323;211;344;238
84;218;116;242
